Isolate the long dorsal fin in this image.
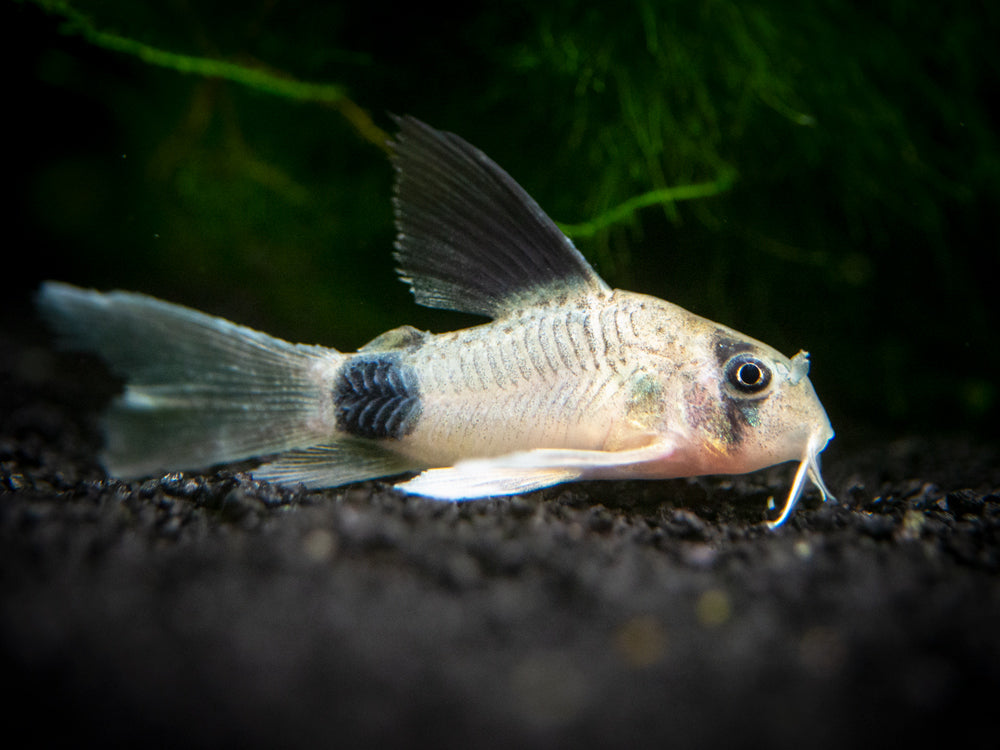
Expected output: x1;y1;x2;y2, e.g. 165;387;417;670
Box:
390;116;610;319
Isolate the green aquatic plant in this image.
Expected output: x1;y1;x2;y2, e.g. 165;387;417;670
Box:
24;0;389;150
556;166;737;239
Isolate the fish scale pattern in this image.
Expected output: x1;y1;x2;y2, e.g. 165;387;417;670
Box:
333;354;422;440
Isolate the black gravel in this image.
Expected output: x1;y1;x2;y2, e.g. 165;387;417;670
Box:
2;327;999;749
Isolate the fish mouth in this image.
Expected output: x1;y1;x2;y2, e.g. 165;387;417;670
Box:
767;430;835;529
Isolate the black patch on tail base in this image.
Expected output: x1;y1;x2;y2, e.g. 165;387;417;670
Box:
333;354;421;440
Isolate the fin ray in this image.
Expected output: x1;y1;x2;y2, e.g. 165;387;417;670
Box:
254;441;420;489
396;441;675;500
37;282;339;478
391;116;610;318
396;465;580;500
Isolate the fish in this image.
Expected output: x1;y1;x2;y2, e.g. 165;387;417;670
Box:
37;115;834;528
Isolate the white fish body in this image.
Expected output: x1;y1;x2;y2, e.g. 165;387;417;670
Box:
38;117;834;527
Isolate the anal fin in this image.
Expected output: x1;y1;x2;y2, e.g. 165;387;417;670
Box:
253;440;420;489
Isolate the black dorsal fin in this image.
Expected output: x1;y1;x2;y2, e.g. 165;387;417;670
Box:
390;116;610;319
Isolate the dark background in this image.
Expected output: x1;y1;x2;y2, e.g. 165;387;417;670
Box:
6;0;997;442
3;1;999;747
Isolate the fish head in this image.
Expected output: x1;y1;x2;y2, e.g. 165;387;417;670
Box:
677;324;835;526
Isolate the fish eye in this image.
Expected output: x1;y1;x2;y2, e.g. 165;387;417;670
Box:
725;354;772;394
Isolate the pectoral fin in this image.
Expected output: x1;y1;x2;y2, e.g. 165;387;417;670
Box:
396;464;582;500
396;441;676;500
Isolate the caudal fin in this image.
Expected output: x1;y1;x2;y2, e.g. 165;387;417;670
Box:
37;282;342;479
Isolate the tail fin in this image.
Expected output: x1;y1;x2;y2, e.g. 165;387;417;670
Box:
37;282;342;479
